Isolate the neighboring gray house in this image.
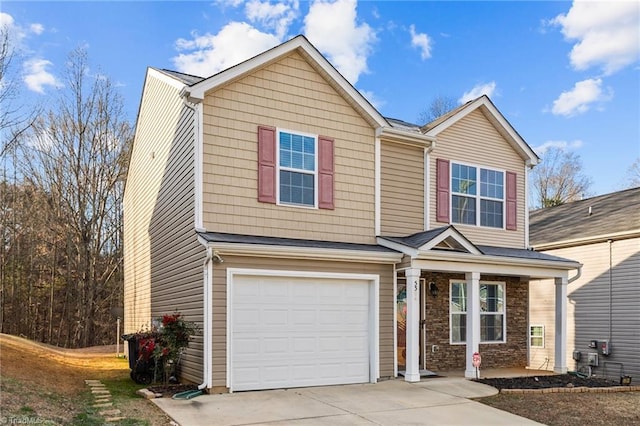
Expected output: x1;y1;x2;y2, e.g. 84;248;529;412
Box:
529;187;640;381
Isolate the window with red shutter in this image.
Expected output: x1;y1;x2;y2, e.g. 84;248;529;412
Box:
505;171;517;230
436;158;450;222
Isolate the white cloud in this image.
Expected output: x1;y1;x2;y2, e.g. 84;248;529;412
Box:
245;0;299;39
214;0;245;7
409;24;432;60
303;0;376;84
458;81;497;104
533;139;584;154
30;23;44;35
358;89;385;110
23;58;63;94
550;0;640;75
172;22;282;77
551;78;611;117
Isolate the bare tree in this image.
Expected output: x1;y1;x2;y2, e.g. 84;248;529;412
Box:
418;95;458;125
530;147;592;209
12;47;132;347
621;158;640;189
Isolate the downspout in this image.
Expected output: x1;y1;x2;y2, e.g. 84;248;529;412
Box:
568;264;582;284
198;247;213;391
608;239;613;345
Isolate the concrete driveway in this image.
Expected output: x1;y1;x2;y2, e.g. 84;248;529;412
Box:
153;378;543;425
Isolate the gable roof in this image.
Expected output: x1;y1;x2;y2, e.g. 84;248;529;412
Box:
181;35;388;129
421;95;540;166
530;187;640;249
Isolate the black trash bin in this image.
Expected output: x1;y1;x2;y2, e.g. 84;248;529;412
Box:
122;333;156;385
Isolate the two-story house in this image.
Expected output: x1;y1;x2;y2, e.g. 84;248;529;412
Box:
124;35;580;393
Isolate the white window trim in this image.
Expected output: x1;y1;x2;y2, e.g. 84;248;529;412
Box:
450;161;506;229
275;128;318;209
530;324;545;348
449;280;507;345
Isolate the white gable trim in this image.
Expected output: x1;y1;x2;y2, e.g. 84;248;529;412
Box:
148;68;188;91
183;35;387;129
418;226;482;254
424;96;539;166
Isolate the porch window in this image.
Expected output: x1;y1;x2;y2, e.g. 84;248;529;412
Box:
450;282;467;344
450;281;506;344
530;325;544;348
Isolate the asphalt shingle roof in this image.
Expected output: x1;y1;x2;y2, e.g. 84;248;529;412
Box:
529;187;640;246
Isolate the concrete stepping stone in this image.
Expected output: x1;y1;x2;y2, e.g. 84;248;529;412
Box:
105;417;126;422
93;402;113;408
99;408;121;417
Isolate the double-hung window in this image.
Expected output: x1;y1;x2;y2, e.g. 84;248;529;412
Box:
451;163;504;228
278;131;316;207
450;281;506;344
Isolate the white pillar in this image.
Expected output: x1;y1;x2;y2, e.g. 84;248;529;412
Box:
404;268;421;382
465;272;481;378
554;276;568;373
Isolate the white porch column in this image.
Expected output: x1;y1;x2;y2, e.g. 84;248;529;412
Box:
554;276;568;373
404;268;421;382
465;272;481;378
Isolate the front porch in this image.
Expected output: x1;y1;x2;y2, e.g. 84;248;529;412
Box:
378;226;581;381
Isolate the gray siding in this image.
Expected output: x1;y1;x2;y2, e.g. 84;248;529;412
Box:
529;237;640;379
148;103;204;385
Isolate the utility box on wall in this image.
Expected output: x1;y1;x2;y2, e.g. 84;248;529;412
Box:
587;352;599;367
601;340;610;356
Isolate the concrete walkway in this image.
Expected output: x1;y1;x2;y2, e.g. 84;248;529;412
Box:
153;378;543;425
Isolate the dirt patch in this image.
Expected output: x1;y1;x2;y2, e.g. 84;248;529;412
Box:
480;392;640;426
476;374;619;390
0;333;172;425
147;384;199;398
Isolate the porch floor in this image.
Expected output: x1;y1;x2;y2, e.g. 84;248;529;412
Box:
437;367;556;379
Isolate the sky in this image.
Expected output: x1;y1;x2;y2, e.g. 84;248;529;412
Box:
2;0;639;197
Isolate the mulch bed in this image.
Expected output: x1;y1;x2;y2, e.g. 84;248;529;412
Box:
147;384;199;397
475;374;620;390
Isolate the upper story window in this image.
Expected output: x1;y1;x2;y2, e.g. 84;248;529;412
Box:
278;131;316;207
437;159;517;230
257;125;334;210
451;163;504;228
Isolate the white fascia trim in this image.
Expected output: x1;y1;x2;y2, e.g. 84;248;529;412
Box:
415;250;581;272
423;96;539;165
375;136;381;236
376;237;419;257
532;230;640;251
148;68;188;90
184;36;387;128
194;102;205;232
226;268;381;391
201;240;402;263
424;148;430;231
376;126;435;148
418;227;482;255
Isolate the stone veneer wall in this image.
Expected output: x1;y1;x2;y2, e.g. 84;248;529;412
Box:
423;272;528;371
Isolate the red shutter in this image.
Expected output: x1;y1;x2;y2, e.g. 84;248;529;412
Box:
505;171;517;230
436;158;450;222
257;126;276;204
318;136;334;210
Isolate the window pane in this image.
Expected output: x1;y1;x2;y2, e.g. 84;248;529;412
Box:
303;153;315;171
480;199;503;228
291;134;303;153
280;132;292;150
481;314;503;341
452;195;476;225
480;284;504;312
531;337;543;347
480;169;503;199
451;282;467;312
452;313;467;343
292;152;303;169
303;136;315;154
280;170;314;206
452;164;476;195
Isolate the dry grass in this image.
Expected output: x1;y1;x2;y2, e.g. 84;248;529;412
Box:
479;391;640;426
0;334;172;425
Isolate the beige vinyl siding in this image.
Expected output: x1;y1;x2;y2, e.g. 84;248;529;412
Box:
210;255;395;388
529;238;640;379
124;71;185;337
380;141;424;236
147;102;204;385
201;51;376;244
429;109;526;248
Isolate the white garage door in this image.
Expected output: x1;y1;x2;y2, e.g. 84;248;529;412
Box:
231;274;372;391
